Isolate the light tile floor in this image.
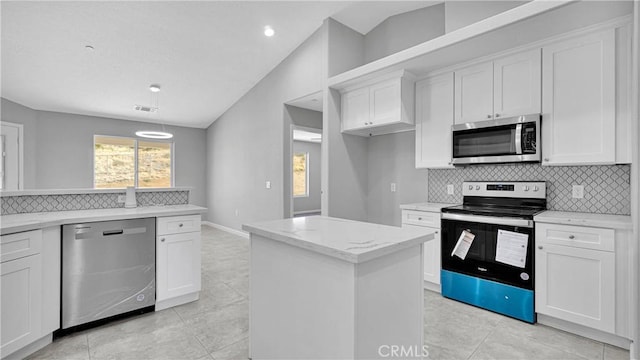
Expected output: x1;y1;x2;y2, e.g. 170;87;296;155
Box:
28;225;630;360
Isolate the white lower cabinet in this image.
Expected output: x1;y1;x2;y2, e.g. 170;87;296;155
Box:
401;209;441;292
535;222;617;335
1;227;60;359
156;215;202;310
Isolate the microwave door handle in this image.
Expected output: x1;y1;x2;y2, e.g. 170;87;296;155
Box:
515;123;523;155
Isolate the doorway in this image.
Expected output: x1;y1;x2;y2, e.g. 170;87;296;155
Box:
0;121;24;190
283;91;323;218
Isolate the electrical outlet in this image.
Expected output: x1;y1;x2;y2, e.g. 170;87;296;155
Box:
390;183;397;192
117;195;126;203
572;185;584;199
447;184;454;195
266;181;271;189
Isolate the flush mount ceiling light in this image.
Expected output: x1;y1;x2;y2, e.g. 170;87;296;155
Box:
135;84;173;139
264;25;275;37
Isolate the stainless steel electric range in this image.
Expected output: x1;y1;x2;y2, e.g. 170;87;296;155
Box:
440;181;547;323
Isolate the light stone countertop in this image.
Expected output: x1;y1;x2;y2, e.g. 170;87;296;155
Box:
0;205;207;235
400;202;456;212
242;215;435;264
534;211;632;230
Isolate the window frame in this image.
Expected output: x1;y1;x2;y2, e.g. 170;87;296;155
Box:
93;134;175;189
292;151;309;198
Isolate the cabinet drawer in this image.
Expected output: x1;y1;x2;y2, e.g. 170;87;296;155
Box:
0;230;43;263
157;215;201;235
402;210;440;228
536;223;614;252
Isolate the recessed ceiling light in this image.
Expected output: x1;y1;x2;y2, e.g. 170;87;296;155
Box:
149;84;161;92
264;26;275;37
135;131;173;139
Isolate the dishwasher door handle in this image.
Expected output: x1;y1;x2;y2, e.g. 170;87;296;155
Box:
103;229;124;236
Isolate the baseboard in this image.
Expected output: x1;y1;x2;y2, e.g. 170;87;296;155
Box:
537;314;631;349
4;333;52;360
293;209;321;216
424;281;441;294
202;221;250;239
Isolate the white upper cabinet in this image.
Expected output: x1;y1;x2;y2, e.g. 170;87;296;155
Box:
455;49;541;124
493;49;542;118
454;62;494;124
340;71;415;137
541;29;616;165
415;73;455;169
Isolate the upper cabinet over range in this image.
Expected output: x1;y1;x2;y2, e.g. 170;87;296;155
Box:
454;49;541;124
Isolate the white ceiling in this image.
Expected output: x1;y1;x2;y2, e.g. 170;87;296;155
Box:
1;1;437;129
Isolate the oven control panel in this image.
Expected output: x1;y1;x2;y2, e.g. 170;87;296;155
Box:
462;181;546;199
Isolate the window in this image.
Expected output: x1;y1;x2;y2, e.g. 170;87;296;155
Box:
292;152;308;197
94;135;173;188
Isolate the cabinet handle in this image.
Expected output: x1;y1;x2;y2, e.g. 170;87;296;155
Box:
418;217;423;220
435;231;439;234
538;245;543;249
495;113;500;118
569;235;575;239
161;238;165;242
544;158;549;162
487;114;492;119
179;223;184;227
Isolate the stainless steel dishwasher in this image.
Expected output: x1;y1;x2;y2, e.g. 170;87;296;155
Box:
61;218;156;329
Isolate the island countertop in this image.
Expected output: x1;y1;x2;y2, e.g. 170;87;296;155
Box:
1;204;207;235
242;215;435;264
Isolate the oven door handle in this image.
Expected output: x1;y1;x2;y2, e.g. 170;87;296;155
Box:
515;123;523;155
441;213;534;228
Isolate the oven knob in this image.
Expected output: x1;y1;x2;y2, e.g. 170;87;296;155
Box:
475;185;480;190
523;185;530;191
533;186;539;192
468;185;473;190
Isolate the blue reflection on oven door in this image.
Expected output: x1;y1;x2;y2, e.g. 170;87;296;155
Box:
441;270;535;323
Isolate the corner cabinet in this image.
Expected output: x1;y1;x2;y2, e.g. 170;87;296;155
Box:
401;209;441;292
1;227;60;359
340;71;415;137
415;73;455;169
454;49;541;124
156;215;202;311
535;220;632;341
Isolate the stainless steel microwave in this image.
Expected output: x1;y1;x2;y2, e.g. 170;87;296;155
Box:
451;114;540;165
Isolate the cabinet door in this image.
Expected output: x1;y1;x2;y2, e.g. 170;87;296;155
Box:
1;254;42;357
369;78;401;126
535;243;614;333
541;29;616;165
415;73;455;169
493;49;541;118
403;224;440;286
454;62;493;124
341;88;369;131
157;232;201;301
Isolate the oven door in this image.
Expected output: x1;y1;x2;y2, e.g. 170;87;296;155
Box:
441;213;534;290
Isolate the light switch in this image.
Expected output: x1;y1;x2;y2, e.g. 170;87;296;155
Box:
390;183;397;192
266;181;271;189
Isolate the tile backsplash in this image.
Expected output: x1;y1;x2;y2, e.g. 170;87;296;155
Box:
428;164;630;215
1;190;190;215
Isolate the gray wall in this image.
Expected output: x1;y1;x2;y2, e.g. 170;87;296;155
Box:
0;98;207;207
1;98;38;189
206;27;324;230
444;1;529;33
364;4;445;63
283;105;322;218
293;140;321;213
366;131;428;226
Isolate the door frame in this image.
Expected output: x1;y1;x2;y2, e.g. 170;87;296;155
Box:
0;121;24;190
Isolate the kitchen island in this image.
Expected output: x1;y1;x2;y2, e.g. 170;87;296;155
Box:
242;216;435;360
